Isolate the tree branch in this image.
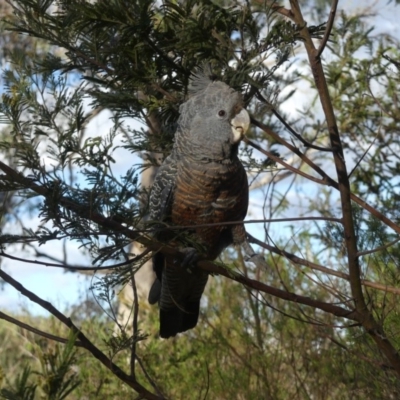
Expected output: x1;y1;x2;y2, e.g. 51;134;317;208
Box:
0;269;161;399
200;258;360;321
0;310;83;346
256;90;335;152
289;0;400;375
0;250;150;272
315;0;338;59
244;136;329;185
248;234;400;296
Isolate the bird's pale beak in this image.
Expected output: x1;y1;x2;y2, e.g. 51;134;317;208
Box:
231;108;250;143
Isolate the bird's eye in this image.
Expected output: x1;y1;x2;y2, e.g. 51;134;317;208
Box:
218;110;226;117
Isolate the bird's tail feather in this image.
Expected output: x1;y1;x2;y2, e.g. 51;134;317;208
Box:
148;278;161;305
159;301;200;339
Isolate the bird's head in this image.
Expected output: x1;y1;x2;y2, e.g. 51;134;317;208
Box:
175;68;250;162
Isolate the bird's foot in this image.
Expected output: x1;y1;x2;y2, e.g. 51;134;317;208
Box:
178;247;200;272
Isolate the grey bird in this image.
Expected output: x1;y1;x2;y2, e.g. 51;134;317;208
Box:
148;68;250;338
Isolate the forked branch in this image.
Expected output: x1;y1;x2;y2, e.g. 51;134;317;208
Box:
289;0;400;376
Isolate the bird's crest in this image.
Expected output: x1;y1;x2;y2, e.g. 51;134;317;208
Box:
189;64;217;96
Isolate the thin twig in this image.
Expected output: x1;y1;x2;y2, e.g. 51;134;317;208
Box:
0;250;150;271
272;107;335;152
315;0;339;59
357;236;400;257
249;117;333;183
0;310;83;346
244;137;328;185
153;216;343;230
248;234;400;295
256;90;335;152
135;355;164;397
327;334;394;370
130;270;139;377
348;122;382;178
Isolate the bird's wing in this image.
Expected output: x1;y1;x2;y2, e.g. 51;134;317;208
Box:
148;154;178;305
149;154;177;225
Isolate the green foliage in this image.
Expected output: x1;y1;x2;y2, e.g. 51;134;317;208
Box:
5;0;299;124
36;333;80;400
4;335;83;400
1;366;37;400
1;289;399;400
0;312;133;399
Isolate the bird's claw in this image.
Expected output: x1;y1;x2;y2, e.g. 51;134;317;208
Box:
179;247;200;273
